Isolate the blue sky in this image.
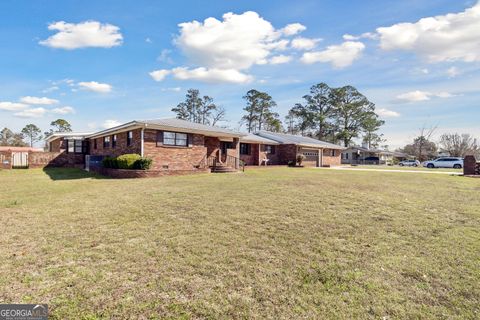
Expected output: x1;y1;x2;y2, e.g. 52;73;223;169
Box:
1;0;479;148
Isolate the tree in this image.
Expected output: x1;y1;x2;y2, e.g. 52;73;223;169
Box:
439;133;480;157
330;86;379;147
44;119;72;138
241;89;280;132
172;89;225;125
21;124;43;147
0;127;27;147
303;83;334;140
400;126;438;161
362;116;385;149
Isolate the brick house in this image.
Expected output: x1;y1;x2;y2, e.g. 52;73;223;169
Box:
45;118;344;173
239;131;345;167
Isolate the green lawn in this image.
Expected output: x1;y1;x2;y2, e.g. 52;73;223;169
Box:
0;168;479;319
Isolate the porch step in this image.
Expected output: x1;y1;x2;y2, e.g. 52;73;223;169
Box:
211;165;237;173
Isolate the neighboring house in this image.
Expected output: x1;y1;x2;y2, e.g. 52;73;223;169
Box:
341;146;409;165
43;118;344;173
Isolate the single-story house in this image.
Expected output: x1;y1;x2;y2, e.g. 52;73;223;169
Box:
43;118;344;174
341;146;409;165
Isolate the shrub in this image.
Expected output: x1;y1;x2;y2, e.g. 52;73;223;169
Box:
102;156;117;169
117;154;142;169
296;154;306;166
134;157;153;170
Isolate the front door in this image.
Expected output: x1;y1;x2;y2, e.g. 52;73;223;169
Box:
220;142;233;162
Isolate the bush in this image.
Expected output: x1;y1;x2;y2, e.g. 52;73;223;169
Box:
102;156;118;169
102;154;153;170
296;154;306;166
117;154;142;169
134;157;153;170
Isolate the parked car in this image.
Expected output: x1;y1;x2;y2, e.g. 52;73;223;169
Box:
363;156;379;164
423;157;464;169
399;159;420;167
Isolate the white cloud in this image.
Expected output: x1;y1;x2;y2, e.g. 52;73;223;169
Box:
78;81;112;93
396;90;455;102
161;11;307;83
342;32;378;41
149;69;171;82
39;20;123;49
42;86;59;93
171;67;253;84
377;108;400;118
377;2;480;63
447;66;460;78
301;41;365;68
281;23;306;36
291;37;321;50
161;87;182;92
157;49;173;63
51;106;75;114
269;55;293;64
176;11;291;70
0;101;29;111
20;96;58;105
103;119;122;129
14;107;47;118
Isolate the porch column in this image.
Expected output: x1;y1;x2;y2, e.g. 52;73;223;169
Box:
232;137;240;169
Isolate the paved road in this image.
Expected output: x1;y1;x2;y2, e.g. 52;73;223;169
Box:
320;166;463;175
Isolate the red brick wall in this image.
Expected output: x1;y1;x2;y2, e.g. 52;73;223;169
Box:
90;129;142;157
0;151;11;169
322;148;342;167
49;137;64;152
29;152;84;168
90;166;210;179
144;129;207;170
277;144;297;165
259;144;279;165
240;143;259;165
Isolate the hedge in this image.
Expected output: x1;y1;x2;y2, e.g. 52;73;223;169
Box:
102;154;153;170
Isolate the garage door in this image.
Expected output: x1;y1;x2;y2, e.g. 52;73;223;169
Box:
302;150;319;167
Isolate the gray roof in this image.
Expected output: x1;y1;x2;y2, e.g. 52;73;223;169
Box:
141;118;243;136
88;118;244;138
46;132;93;142
240;133;279;145
256;131;344;149
344;146;396;155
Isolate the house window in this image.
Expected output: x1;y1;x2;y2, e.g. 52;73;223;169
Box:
240;143;251;155
103;136;110;148
264;145;275;154
66;140;85;154
331;149;335;156
112;134;117;148
163;131;188;146
346;153;349;159
127;131;133;146
94;139;97;150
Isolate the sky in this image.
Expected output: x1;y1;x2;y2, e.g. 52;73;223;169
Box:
0;0;479;148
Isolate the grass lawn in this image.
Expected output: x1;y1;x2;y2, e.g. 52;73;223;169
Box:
0;168;479;319
346;165;463;172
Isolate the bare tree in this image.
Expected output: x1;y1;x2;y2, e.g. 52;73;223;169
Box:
439;133;480;157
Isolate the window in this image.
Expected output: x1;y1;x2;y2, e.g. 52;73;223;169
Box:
264;145;275;154
331;149;335;156
240;143;251;155
104;136;110;148
346;153;349;159
162;131;188;146
94;139;97;150
127;131;133;146
66;139;85;154
67;140;75;153
112;134;117;148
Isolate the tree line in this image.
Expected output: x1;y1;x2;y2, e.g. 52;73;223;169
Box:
0;119;72;148
172;83;384;147
398;126;480;161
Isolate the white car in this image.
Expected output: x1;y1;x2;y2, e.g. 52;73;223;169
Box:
423;157;464;169
399;159;420;167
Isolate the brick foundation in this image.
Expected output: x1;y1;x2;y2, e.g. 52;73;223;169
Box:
90;166;210;179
